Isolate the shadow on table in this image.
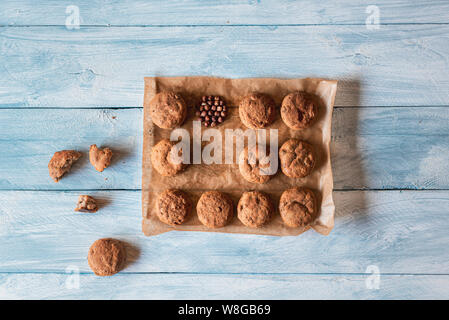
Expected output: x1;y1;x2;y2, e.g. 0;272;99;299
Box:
122;240;141;271
109;145;134;168
332;77;370;225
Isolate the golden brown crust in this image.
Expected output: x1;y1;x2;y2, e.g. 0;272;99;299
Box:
196;191;234;229
87;238;126;276
237;191;273;228
149;91;187;129
238;145;274;184
151;139;186;176
281;92;317;130
48;150;82;182
156;189;192;226
279;188;317;227
89;144;113;172
239;93;276;129
75;195;98;213
279;139;315;178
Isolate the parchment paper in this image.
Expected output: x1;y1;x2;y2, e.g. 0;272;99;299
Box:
142;77;337;236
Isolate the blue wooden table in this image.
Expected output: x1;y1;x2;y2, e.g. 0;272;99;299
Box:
1;1;449;299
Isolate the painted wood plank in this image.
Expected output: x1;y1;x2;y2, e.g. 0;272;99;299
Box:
1;1;449;26
0;109;142;190
1;273;448;300
0;25;448;108
0;190;448;274
332;107;449;190
1;107;448;190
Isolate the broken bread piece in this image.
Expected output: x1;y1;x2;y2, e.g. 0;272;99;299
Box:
89;144;113;172
48;150;82;182
75;195;98;213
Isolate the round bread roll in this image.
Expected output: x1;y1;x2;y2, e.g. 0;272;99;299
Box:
196;191;234;228
237;191;274;228
279;188;317;227
279;139;315;178
149;91;187;129
88;238;127;276
156;189;192;226
239;93;276;129
281;92;317;130
151;139;187;176
238;145;274;184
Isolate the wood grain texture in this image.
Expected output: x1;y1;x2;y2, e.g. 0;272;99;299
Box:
1;107;448;190
1;190;448;274
1;1;449;25
0;25;448;108
332;107;449;190
0;109;142;190
2;1;449;300
1;273;448;300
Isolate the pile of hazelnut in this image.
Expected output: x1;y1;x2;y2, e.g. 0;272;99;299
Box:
196;95;228;127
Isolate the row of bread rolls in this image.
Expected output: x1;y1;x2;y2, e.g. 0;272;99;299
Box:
156;188;317;229
150;138;316;181
149;91;318;130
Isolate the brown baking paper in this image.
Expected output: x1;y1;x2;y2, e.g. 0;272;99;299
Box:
142;77;337;236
